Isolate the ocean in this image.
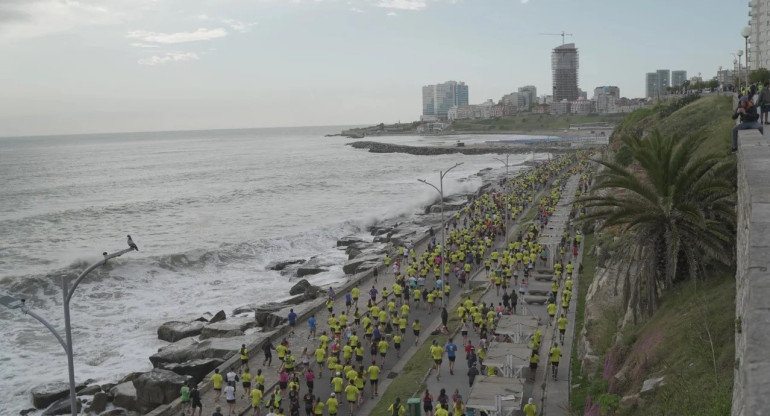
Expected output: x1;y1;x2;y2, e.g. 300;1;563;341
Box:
0;127;543;413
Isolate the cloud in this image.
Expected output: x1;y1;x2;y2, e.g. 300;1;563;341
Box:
350;7;365;13
222;19;257;33
521;0;529;3
197;14;210;20
387;11;398;16
130;42;160;48
138;51;199;66
376;0;427;10
126;28;227;44
0;0;128;42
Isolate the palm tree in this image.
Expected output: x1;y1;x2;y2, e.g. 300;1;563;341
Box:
579;132;735;317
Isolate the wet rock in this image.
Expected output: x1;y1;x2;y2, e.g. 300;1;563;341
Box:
389;231;418;248
161;358;224;385
296;266;328;278
90;392;109;413
157;321;206;342
109;382;139;412
266;259;306;271
209;310;226;324
100;383;116;393
337;236;365;247
200;317;260;339
304;286;321;300
42;397;81;415
193;312;213;322
77;385;102;396
133;368;190;412
232;304;260;315
289;279;312;296
31;382;86;409
20;408;36;415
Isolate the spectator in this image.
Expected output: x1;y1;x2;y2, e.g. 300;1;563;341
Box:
732;97;763;152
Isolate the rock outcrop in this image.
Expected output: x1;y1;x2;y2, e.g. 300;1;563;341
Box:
289;279;312;296
149;333;270;367
42;398;82;415
157;321;206;342
133;369;190;412
209;310;227;324
161;358;224;384
110;382;139;412
266;259;306;271
199;317;261;339
31;382;86;409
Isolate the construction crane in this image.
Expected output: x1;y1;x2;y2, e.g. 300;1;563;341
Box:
539;31;573;45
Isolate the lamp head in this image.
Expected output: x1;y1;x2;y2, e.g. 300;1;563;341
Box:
738;49;744;57
742;26;751;38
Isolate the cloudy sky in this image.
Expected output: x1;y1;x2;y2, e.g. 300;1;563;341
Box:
0;0;748;136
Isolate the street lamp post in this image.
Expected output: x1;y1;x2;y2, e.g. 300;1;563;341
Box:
2;245;137;415
418;162;463;271
742;26;752;87
738;49;744;89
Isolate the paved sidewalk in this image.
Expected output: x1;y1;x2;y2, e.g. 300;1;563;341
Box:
417;174;585;416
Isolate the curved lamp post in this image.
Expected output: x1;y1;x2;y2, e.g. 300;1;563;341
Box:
418;163;463;295
742;26;751;86
2;244;137;415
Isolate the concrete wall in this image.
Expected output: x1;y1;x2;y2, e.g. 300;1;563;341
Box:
733;129;770;416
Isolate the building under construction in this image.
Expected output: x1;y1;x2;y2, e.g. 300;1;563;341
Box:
552;43;580;102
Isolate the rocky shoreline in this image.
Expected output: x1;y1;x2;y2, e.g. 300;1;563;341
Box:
347;140;578;156
25;167;506;416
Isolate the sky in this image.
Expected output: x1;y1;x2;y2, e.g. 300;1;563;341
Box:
0;0;750;136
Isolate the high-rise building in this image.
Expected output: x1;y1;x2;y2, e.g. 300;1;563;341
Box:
552;43;580;102
656;70;670;95
645;72;658;98
749;0;770;69
593;86;620;113
517;85;537;109
422;81;469;118
671;70;687;87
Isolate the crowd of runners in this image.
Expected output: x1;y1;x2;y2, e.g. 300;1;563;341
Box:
188;151;594;416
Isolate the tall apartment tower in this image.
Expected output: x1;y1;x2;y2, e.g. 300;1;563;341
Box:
422;81;469;117
646;72;658;98
517;85;537;109
656;69;670;95
551;43;580;102
749;0;770;69
671;70;687;87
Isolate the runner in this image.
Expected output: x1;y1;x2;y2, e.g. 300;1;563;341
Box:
444;338;458;375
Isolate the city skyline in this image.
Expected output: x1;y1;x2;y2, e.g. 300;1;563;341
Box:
0;0;751;137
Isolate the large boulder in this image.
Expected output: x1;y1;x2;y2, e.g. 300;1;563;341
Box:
77;384;102;396
209;310;226;324
161;358;224;384
289;279;312;296
336;236;365;247
355;260;380;274
133;369;190;412
110;382;139;412
266;259;306;271
343;254;382;275
42;398;82;415
200;317;260;339
296;265;327;278
149;333;270;367
90;392;109;414
157;321;205;342
31;382;86;409
389;231;417;248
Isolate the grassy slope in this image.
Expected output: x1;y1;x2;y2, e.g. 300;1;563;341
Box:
570;95;737;416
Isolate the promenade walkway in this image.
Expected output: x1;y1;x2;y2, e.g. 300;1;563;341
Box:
418;173;585;416
166;155;585;416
